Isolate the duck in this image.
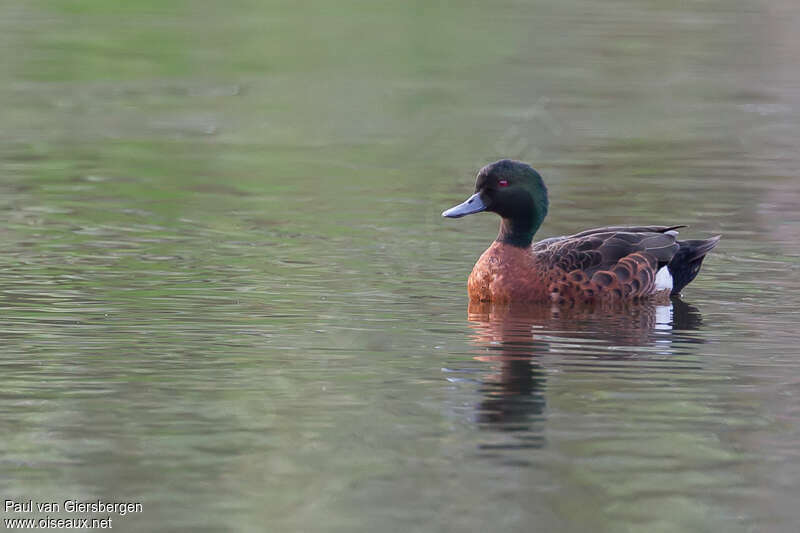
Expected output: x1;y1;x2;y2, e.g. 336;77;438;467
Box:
442;159;720;304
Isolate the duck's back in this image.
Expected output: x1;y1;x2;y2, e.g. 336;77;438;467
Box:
468;225;720;304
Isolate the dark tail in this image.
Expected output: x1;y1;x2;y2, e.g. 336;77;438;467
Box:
667;235;721;296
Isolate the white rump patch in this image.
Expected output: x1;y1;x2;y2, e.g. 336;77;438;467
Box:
655;265;673;291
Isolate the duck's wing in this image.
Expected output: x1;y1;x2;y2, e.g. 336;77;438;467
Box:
533;225;685;251
532;226;682;300
569;225;686;239
533;226;681;275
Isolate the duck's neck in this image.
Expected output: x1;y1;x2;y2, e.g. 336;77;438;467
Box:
494;183;549;248
497;213;543;248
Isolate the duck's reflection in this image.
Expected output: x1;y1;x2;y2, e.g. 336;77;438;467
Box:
465;299;703;450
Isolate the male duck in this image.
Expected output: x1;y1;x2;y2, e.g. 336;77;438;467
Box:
443;159;720;304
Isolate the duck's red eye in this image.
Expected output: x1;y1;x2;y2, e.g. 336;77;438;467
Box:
498;179;509;187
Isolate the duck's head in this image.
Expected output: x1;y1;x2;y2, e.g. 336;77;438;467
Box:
442;159;549;247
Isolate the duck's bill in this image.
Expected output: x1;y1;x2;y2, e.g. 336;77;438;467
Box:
442;193;487;218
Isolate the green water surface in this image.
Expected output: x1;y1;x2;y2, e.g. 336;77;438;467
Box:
1;1;799;532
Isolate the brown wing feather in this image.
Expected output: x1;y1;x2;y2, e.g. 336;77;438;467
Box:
569;225;686;238
534;226;681;303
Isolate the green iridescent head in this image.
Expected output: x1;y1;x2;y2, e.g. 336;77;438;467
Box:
443;159;549;247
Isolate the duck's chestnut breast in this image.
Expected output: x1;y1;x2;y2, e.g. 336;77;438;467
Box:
467;242;549;303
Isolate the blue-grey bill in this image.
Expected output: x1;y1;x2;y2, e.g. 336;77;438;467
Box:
442;193;487;218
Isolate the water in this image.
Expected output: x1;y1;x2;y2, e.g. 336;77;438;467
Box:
1;0;799;531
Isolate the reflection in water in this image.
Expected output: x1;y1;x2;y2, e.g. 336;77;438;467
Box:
464;299;703;450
